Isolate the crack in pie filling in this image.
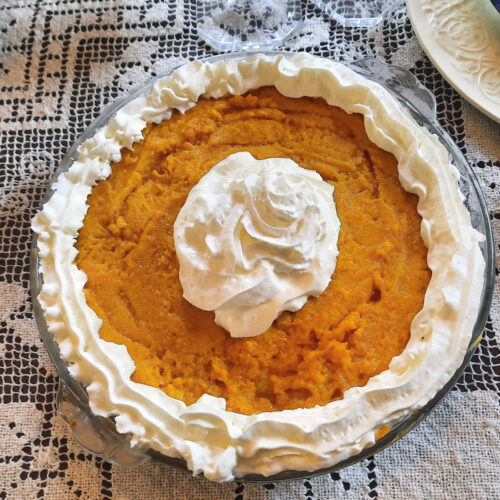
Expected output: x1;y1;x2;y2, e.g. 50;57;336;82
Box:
33;53;485;481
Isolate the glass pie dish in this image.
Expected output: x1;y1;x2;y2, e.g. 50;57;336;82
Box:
30;52;495;481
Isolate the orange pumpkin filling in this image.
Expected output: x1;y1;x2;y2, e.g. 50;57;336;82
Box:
75;87;431;415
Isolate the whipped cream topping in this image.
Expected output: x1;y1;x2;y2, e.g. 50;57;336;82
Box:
174;152;340;338
32;53;486;481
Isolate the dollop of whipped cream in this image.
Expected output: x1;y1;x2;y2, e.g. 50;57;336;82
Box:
174;152;340;338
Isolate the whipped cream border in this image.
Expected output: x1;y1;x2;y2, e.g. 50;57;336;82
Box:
32;53;485;482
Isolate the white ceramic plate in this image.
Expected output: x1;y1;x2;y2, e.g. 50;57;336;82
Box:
407;0;500;124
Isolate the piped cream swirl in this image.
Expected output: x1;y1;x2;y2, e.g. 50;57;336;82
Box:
174;152;340;338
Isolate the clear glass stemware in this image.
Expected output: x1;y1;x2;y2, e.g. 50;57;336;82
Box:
310;0;405;27
196;0;302;52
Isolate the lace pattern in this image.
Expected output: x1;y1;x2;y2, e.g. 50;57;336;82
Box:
1;1;499;498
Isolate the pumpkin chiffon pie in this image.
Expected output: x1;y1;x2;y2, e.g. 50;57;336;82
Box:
33;53;485;481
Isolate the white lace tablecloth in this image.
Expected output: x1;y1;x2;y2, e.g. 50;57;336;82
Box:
1;1;499;498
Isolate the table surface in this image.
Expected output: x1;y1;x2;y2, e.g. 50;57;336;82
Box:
0;1;499;499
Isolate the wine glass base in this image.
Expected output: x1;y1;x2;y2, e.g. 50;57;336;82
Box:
196;0;302;52
310;0;404;27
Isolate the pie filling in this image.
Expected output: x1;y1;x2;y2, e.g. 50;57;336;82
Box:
75;87;430;416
